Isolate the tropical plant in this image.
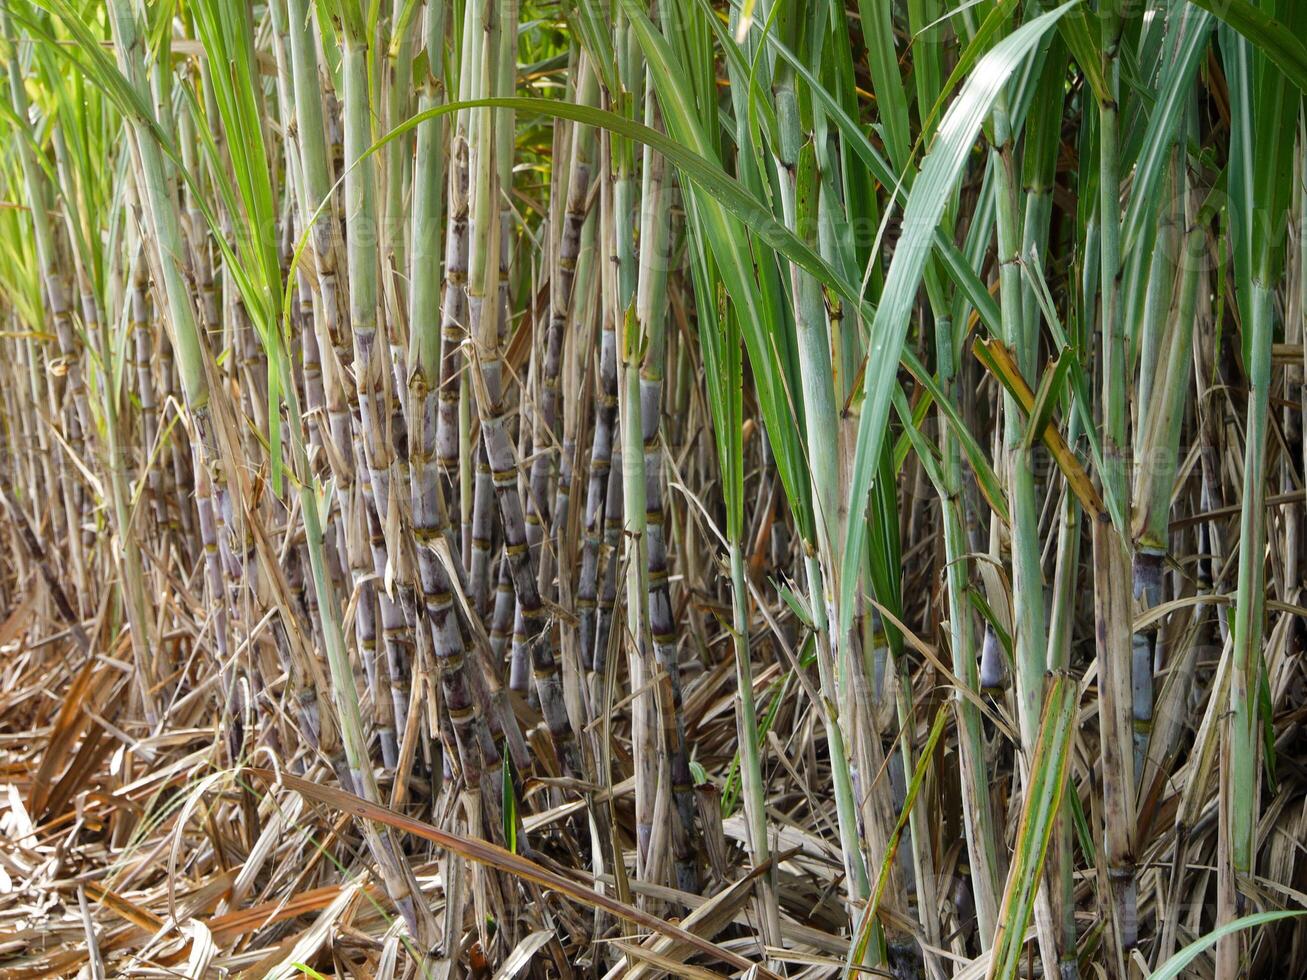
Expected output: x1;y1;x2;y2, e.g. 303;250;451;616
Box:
0;0;1305;977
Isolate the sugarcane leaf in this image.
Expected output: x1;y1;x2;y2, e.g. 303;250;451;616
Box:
774;579;815;631
1259;654;1277;789
858;0;912;173
1019;249;1123;521
1121;7;1213;256
893;386;944;492
562;0;615;95
917;0;1019;151
737;12;1004;335
1186;0;1307;95
970;588;1014;667
1148;911;1306;980
1021;350;1073;451
988;675;1078;976
848;704;951;968
974;337;1105;520
902;346;1009;524
1056;4;1109;104
502;751;518;855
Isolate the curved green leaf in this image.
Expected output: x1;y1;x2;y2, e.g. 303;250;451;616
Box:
1149;910;1306;979
1187;0;1307;95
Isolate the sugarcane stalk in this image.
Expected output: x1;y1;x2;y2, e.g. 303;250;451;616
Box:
109;0;253;741
1045;411;1083;980
1132;191;1202;785
770;57;871;915
551;207;600;627
991;96;1048;774
1095;12;1138;960
86;242;157;716
729;540;782;956
406;0;503;823
936;314;1003;944
618;298;658;883
595;449;624;701
580;182;620;680
515;58;595;692
285;0;351;471
464;0;578;775
635;101;697;894
1;6;94;617
1225;27;1298;938
341;26;396;555
40;91;160;716
128;250;165;531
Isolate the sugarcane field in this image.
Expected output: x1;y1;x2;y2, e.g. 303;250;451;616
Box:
1;0;1307;977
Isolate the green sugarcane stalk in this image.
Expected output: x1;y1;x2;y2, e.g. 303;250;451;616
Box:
1132;198;1202;788
1126;151;1181;782
1018;40;1081;973
991;97;1047;772
1092;13;1140;969
383;0;416;317
336;4;426;785
618;297;657;881
728;539;782;957
936;314;1003;945
109;0;245;732
1226;27;1298;925
463;1;500;618
608;13;663;880
770;48;871;917
1046;410;1083;980
285;0;352;484
340;21;395;554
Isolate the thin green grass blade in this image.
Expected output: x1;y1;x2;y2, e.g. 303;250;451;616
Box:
1148;911;1306;980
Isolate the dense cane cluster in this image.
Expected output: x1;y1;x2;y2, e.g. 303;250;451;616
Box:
2;1;1307;977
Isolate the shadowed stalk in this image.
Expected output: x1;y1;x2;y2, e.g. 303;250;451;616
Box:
581;126;620;701
1132;180;1203;786
1093;8;1138;965
936;313;1003;944
464;0;578;777
1;8;93;617
633;96;697;893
